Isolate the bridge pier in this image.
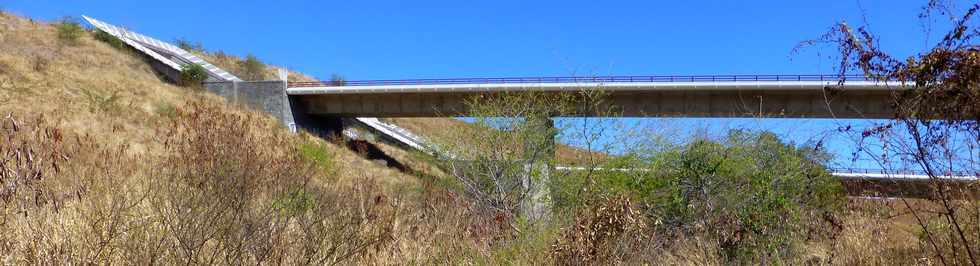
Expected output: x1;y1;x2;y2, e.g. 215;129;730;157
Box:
519;116;557;221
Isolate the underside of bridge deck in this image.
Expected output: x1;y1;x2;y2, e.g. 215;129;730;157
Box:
294;89;897;118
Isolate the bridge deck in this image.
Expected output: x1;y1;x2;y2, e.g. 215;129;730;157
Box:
286;75;906;118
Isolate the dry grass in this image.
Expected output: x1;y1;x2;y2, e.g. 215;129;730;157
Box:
0;104;403;264
0;13;193;154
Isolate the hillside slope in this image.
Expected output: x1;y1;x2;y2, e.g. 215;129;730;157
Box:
0;13;418;187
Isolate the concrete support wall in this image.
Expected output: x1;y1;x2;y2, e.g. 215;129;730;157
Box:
204;81;300;132
144;55;182;83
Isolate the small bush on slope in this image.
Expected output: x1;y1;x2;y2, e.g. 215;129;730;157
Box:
92;30;126;50
179;63;208;87
55;17;84;46
239;54;266;81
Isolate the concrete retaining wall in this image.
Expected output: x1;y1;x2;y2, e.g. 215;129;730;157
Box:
204;81;299;132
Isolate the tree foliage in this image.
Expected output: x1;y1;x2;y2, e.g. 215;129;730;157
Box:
810;1;980;264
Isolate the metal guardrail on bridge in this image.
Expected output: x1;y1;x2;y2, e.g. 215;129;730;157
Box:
829;168;975;177
288;74;878;87
829;168;978;181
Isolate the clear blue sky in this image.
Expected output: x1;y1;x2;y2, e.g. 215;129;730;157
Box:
5;0;957;169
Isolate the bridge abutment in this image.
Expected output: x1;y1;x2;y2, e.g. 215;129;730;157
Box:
204;80;304;132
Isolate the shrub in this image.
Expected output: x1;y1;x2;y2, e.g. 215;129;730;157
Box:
299;140;334;178
55;17;84;46
0;115;90;214
179;63;208;87
92;30;125;50
0;115;141;264
240;54;266;81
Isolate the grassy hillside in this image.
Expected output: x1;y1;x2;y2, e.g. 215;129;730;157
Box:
0;13;416;186
0;13;438;263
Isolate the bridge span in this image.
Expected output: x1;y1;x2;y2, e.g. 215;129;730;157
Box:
287;75;905;119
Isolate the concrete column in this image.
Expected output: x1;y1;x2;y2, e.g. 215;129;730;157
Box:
520;116;557;221
232;81;239;103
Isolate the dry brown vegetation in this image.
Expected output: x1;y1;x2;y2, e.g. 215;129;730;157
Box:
1;11;977;265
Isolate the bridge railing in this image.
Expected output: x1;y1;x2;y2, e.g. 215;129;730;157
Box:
288;74;876;87
828;167;977;178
